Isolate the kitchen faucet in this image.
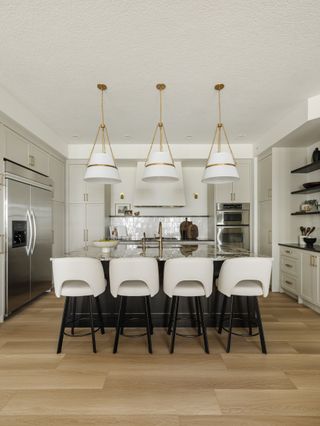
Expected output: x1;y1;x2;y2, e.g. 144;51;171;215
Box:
158;221;163;258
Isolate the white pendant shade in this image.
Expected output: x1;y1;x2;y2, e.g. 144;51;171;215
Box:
84;152;121;184
142;151;179;182
202;151;239;184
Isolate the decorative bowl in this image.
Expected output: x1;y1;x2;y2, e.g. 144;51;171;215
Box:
303;237;317;248
93;240;119;256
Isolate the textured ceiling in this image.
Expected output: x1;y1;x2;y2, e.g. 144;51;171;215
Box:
0;0;320;146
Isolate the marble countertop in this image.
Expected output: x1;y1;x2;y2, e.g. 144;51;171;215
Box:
67;243;252;261
279;242;320;253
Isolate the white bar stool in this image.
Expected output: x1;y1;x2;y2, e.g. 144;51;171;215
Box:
109;257;159;354
51;257;107;353
163;258;214;354
217;257;273;354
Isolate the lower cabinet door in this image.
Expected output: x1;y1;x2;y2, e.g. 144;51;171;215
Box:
68;204;86;252
85;203;105;246
281;271;298;295
301;253;318;303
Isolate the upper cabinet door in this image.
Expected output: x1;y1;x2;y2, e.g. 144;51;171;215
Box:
86;180;105;204
232;160;252;202
214;182;233;203
49;157;65;203
68;164;87;203
258;155;272;202
68;163;104;204
28;144;49;176
4;127;29;168
214;159;252;203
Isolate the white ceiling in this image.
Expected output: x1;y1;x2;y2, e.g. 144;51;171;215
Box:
1;0;320;147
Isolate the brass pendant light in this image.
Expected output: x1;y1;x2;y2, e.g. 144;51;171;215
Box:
142;83;179;182
84;83;121;184
202;83;239;184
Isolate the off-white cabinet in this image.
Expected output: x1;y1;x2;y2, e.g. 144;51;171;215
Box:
259;200;272;256
301;252;319;304
28;144;49;175
258;154;272;202
4;127;29;168
68;164;104;203
214;159;252;203
67;162;105;252
4;126;49;175
279;247;301;297
52;201;65;257
49;157;65;202
280;246;320;311
68;203;104;252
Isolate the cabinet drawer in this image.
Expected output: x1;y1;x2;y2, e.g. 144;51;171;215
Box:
280;246;300;260
280;255;299;276
281;271;298;295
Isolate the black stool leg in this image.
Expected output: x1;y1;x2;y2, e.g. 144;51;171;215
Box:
195;297;202;336
120;296;127;335
95;296;105;335
170;296;180;353
167;296;176;335
71;297;76;335
146;296;154;335
113;296;125;354
144;296;153;354
218;294;227;334
88;296;97;353
254;296;267;354
57;297;70;354
198;297;209;354
226;296;234;353
247;296;253;336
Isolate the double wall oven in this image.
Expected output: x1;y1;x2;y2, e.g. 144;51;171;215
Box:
216;203;250;251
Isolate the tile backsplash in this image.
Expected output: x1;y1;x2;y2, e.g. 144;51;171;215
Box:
106;216;210;240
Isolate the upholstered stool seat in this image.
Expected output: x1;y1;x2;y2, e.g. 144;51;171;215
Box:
163;258;214;354
51;257;107;354
217;257;272;354
109;257;159;354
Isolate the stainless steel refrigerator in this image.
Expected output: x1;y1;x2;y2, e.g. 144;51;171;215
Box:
5;160;53;316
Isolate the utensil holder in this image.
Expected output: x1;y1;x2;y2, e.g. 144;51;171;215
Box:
299;235;306;247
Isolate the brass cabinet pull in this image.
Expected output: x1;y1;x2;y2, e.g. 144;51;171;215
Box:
29;155;35;167
284;263;293;268
83;229;86;242
285;250;291;254
285;280;293;285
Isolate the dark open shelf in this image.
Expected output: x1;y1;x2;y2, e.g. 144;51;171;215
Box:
291;160;320;174
291;211;320;216
291;185;320;194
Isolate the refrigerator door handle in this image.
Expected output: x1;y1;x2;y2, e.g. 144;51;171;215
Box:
30;209;37;255
26;209;33;256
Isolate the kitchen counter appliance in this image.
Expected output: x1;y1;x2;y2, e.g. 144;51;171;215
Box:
5;160;53;316
216;203;250;250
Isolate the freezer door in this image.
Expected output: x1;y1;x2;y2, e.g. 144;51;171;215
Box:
6;179;31;315
30;186;52;299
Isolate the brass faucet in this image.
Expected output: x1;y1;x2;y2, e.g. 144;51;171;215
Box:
141;232;147;256
158;221;163;258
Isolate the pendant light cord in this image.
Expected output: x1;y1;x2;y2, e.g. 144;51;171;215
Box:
159;89;163;151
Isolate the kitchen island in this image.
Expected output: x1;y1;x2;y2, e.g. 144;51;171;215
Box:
65;243;253;327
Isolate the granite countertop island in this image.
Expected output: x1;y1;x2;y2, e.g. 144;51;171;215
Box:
67;242;252;261
65;243;253;328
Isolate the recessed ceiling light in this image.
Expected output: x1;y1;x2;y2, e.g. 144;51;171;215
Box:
237;134;246;138
72;135;79;138
186;135;192;140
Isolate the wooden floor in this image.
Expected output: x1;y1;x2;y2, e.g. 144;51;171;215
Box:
1;293;320;425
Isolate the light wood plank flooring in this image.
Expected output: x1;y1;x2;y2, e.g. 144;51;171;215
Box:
0;292;320;425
